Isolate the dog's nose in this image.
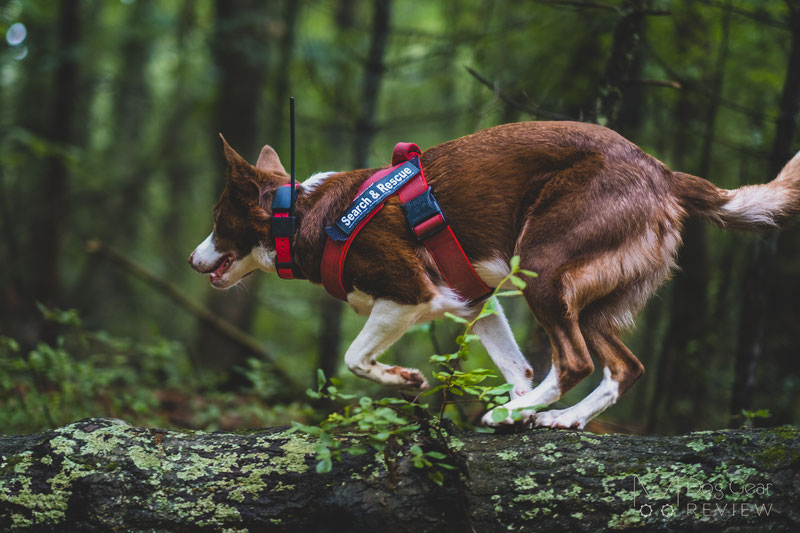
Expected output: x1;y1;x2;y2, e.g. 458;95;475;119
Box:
188;251;195;265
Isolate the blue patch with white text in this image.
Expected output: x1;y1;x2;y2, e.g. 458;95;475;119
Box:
327;159;420;241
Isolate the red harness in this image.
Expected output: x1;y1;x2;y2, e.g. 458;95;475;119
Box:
319;142;491;303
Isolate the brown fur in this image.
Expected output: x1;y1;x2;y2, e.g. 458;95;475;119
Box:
208;121;800;402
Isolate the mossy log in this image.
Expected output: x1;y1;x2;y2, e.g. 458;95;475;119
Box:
1;418;798;532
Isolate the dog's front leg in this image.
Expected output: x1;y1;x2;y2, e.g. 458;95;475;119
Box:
471;301;534;397
344;299;429;391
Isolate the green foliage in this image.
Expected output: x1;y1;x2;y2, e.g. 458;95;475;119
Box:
0;306;309;434
291;257;539;484
424;258;539;421
290;369;441;479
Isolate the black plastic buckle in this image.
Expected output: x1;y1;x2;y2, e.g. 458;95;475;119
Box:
271;186;296;237
271;216;296;237
403;187;445;231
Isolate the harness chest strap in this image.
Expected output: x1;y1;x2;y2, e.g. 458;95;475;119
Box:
320;142;491;303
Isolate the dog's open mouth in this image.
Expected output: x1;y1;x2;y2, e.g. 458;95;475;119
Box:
209;255;234;285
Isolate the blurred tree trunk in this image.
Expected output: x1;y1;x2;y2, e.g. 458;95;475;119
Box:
109;0;155;247
195;0;271;376
2;10;50;342
352;0;391;168
647;4;730;433
316;0;393;383
268;0;301;152
69;0;157;327
593;0;652;127
731;3;800;420
31;0;82;310
162;0;200;263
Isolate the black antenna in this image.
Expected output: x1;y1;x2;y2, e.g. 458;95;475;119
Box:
290;96;296;217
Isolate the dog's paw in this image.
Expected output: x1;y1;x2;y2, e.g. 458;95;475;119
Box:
385;366;429;391
532;409;585;430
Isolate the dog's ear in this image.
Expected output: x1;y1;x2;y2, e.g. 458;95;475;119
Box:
219;134;258;191
255;144;287;176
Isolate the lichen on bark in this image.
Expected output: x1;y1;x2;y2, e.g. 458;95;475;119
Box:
1;418;798;532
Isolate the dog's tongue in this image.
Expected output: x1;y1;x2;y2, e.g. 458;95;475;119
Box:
210;256;231;281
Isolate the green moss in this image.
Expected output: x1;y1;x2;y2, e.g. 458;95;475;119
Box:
513;475;538;491
540;442;557;452
0;420;323;530
513;488;554;504
607;507;643;529
497;450;519;461
1;453;32;475
766;425;798;441
685;439;713;452
129;445;163;474
448;435;466;451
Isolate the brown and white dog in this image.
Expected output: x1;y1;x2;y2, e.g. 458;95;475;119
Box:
189;121;800;430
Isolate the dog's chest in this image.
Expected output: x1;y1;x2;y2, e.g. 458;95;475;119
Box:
346;289;376;316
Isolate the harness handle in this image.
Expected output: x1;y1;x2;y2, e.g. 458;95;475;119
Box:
392;142;422;166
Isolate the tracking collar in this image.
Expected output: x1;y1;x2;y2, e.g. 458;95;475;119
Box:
272;96;303;279
272;184;303;279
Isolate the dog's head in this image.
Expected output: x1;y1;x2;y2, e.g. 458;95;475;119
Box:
188;135;288;288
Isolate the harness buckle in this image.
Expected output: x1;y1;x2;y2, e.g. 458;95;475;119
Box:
271;213;296;236
403;187;447;240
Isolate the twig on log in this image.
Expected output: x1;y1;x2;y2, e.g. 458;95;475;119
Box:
85;239;303;394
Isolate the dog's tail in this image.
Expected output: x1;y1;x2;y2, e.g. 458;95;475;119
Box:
672;150;800;230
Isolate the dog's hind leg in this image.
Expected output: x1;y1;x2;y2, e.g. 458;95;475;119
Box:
482;310;594;426
533;327;643;429
532;284;650;429
344;299;430;391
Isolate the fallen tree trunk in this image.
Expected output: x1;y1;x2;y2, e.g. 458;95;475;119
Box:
0;418;797;532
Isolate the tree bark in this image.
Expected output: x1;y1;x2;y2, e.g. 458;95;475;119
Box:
593;0;652;127
1;418;797;532
32;0;82;308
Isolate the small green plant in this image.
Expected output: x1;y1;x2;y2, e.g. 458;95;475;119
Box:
291;256;538;484
741;408;771;428
290;369;455;483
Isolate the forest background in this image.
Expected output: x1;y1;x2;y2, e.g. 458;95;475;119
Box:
1;0;799;436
